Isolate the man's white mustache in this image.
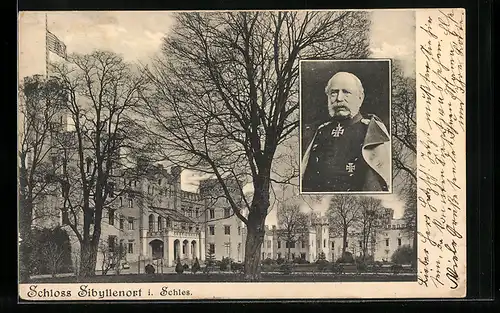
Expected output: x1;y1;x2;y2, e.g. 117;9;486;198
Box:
330;104;349;110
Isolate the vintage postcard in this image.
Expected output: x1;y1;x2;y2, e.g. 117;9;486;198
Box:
17;8;466;300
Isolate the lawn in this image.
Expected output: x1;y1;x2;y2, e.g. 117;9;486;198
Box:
27;272;417;283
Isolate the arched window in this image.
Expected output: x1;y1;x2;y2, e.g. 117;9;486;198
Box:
158;216;163;231
166;217;171;228
148;214;154;232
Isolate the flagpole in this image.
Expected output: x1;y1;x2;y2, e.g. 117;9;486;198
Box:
45;13;49;79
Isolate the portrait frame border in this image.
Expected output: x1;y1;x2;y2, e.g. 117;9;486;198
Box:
298;58;393;196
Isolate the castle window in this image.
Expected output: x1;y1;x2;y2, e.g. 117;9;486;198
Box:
61;208;70;225
108;209;115;226
302;241;305;248
224;208;231;218
128;217;134;230
108;182;115;197
148;214;154;232
277;241;281;249
398;238;402;246
108;235;116;252
238;226;241;235
224;225;231;235
158;216;163;231
128;241;134;254
386;239;390;247
209;225;215;236
119;217;124;230
209;243;215;254
324;239;326;248
128;198;133;208
209;209;215;219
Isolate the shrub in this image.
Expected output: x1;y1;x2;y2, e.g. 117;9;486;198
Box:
336;251;354;264
175;258;184;274
231;262;244;273
261;257;274;265
191;257;201;273
280;263;292;275
391;245;415;265
355;254;374;264
317;251;326;261
220;257;231;271
145;264;155;274
391;264;403;274
183;263;189;271
330;262;344;274
316;260;329;271
29;227;73;276
294;258;308;264
276;257;285;265
356;262;367;273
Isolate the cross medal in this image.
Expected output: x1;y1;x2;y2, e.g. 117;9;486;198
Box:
331;124;344;137
346;163;356;173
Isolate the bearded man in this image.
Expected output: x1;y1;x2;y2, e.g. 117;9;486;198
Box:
301;71;391;192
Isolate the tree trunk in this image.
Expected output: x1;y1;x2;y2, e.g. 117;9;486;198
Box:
342;226;348;256
243;223;264;281
79;241;98;277
18;198;33;282
242;171;270;281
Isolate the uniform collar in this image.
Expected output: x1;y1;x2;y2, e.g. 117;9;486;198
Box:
330;113;363;127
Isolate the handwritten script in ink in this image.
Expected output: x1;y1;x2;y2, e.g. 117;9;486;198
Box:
416;9;466;292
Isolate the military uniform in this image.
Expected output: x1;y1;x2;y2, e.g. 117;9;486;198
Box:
301;113;390;192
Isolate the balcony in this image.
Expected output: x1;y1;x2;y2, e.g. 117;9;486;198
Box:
146;229;166;237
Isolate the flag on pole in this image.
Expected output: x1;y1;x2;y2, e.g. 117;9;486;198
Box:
46;30;67;60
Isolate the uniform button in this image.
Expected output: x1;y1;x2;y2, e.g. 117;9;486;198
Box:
315;156;319;162
347;188;351;192
354;157;358;161
316;171;320;174
349;174;354;177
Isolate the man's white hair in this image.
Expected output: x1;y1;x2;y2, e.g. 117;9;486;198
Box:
324;72;365;99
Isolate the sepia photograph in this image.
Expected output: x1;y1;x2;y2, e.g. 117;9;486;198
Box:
300;59;392;194
17;8;466;300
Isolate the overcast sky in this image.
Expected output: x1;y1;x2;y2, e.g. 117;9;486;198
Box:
18;10;415;224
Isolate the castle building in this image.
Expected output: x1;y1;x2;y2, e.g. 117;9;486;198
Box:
249;208;413;264
329;208;413;262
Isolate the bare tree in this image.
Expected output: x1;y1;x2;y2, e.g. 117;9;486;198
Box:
98;238;127;275
391;60;417;251
138;11;370;281
392;61;417;184
356;197;384;260
18;75;67;281
48;51;148;277
39;241;66;278
276;202;309;261
327;195;361;257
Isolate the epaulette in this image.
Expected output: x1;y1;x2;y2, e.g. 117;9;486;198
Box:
317;121;333;130
361;118;370;125
366;113;383;122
